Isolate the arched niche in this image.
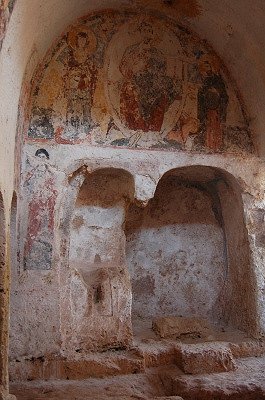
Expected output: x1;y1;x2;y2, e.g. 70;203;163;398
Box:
125;165;257;336
69;168;134;270
60;167;135;353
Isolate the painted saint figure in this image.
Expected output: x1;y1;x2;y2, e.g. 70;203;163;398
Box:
63;26;98;139
23;149;58;270
28;107;54;139
197;55;228;151
119;21;182;133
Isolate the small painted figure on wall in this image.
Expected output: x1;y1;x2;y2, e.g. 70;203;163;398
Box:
28;107;55;139
23;149;58;270
197;54;228;151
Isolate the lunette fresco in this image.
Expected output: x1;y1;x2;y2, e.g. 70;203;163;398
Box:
25;10;254;153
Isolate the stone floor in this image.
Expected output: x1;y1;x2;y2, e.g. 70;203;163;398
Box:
9;319;265;400
10;356;265;399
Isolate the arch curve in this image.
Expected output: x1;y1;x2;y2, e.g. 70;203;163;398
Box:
125;164;258;335
57;166;136;354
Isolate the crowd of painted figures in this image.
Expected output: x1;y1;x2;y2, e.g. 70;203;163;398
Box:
26;11;253;153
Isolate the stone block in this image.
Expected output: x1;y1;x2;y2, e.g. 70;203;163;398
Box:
175;342;237;374
9;352;145;382
152;316;210;339
229;339;265;358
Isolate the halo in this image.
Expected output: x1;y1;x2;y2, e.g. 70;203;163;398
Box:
67;25;97;53
129;14;161;36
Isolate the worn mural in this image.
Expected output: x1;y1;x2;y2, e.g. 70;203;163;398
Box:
0;0;16;50
26;10;253;153
22;149;58;270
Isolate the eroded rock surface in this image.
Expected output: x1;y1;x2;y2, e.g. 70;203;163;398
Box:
175;342;237;374
152;316;211;339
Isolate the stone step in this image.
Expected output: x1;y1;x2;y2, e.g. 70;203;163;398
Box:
9;351;144;382
159;356;265;400
175;342;237;374
9;338;265;382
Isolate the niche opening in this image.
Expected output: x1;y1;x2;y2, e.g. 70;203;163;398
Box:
125;166;256;337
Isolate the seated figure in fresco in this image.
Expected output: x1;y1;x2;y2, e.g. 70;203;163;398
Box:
119;21;182;134
196;54;228;152
61;26;98;140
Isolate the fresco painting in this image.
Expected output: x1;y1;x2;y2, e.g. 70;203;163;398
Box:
62;25;98;140
23;149;58;270
104;16;186;148
0;0;16;50
26;10;253;154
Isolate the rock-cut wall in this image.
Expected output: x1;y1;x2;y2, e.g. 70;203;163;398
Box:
9;9;264;361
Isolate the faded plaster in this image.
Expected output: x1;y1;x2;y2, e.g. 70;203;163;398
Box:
9;144;265;360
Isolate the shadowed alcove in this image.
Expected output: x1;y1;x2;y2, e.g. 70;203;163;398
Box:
125;166;257;337
65;167;135;352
